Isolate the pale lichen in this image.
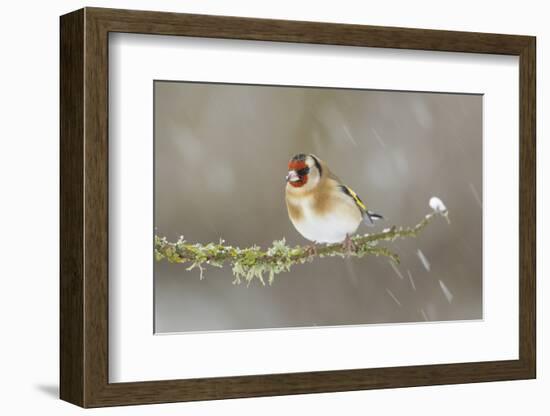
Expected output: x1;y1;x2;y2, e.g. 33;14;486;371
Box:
154;202;449;285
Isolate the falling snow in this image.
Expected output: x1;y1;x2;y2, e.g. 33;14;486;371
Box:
439;280;454;303
417;249;431;272
420;308;429;321
469;183;482;208
155;84;482;333
407;270;416;291
371;127;386;148
386;289;402;307
389;261;405;280
342;124;357;146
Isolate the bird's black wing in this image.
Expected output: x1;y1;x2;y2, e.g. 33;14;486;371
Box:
339;185;383;226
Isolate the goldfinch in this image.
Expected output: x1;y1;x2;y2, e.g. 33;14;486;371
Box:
285;153;383;245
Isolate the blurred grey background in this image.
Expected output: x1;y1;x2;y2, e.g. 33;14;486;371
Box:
154;81;482;333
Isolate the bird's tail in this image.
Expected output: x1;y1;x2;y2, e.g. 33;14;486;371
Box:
363;210;384;227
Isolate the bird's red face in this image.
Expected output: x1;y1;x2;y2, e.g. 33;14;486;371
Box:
286;157;310;188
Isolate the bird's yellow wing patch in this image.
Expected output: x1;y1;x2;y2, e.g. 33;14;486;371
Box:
341;185;367;211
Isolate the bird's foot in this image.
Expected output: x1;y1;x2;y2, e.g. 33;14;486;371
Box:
343;234;356;256
305;242;318;258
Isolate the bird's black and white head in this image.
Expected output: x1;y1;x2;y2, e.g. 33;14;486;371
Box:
286;153;323;191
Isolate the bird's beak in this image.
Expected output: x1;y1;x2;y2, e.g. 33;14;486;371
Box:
286;170;300;183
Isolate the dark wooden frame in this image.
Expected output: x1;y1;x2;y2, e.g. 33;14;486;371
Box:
60;7;536;408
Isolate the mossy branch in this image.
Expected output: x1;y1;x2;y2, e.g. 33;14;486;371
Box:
155;198;449;285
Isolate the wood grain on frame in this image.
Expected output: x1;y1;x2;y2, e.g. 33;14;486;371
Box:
60;7;536;407
60;8;85;406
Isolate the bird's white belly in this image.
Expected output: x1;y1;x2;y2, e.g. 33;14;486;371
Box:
293;203;361;244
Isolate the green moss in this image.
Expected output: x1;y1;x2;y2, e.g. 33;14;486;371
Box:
154;210;447;285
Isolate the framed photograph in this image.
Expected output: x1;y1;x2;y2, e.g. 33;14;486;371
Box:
60;7;536;408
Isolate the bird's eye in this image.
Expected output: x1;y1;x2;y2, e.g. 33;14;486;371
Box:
296;167;310;176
